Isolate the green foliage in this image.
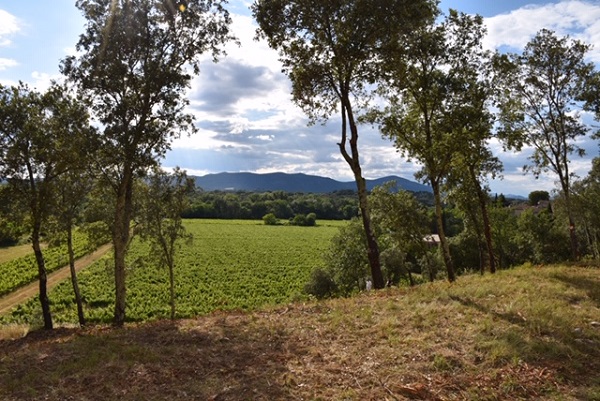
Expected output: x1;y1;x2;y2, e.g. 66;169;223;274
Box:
515;210;571;264
262;213;278;225
63;0;235;326
489;205;521;269
449;231;483;273
137;167;194;319
289;213;317;227
0;218;22;247
184;190;362;220
571;158;600;260
1;220;341;324
528;190;550;206
0;232;91;297
321;218;370;296
303;267;337;299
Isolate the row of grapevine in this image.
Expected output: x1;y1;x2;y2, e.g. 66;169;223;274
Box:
1;220;344;325
0;232;93;297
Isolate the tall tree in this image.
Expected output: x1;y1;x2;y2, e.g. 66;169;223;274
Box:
571;158;600;260
252;0;438;289
0;83;94;330
50;168;97;326
62;0;234;325
493;29;597;261
375;11;488;282
138;167;194;320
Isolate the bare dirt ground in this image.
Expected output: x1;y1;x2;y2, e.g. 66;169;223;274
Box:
0;243;112;315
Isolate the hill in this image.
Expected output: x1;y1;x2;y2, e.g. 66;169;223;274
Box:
193;171;432;193
1;265;599;400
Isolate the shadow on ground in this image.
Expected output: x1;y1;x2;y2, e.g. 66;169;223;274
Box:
0;315;298;401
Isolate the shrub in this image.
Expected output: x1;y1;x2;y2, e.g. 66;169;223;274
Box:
304;267;337;299
322;218;369;295
262;213;278;225
290;213;317;226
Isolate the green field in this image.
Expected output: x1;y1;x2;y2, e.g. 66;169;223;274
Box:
0;232;91;297
2;219;345;325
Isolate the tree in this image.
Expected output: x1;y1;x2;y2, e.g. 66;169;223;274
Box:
493;29;597;261
62;0;234;326
252;0;438;289
322;218;370;295
443;33;500;275
376;11;490;281
570;158;600;260
138;167;194;320
0;83;94;330
369;182;430;284
49;168;97;327
488;204;520;269
528;190;550;206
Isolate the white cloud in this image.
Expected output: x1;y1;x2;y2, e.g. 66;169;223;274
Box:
0;58;18;71
29;71;63;92
484;1;600;61
0;9;20;47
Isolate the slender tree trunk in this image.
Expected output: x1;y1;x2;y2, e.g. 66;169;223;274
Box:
338;94;384;289
113;167;134;326
560;179;579;261
355;174;385;288
407;270;415;286
32;221;53;330
169;260;175;320
67;225;86;326
432;180;455;282
470;167;496;273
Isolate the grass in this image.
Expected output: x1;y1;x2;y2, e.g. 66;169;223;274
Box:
1;264;599;400
0;244;38;264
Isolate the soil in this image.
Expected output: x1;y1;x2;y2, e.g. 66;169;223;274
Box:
0;243;112;315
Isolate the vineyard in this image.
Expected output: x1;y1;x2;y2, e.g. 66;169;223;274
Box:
1;219;344;325
0;232;92;297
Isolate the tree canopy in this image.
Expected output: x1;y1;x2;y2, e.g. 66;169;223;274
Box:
253;0;438;289
62;0;234;325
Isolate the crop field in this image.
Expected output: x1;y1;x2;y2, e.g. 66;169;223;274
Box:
2;219;345;325
0;233;91;297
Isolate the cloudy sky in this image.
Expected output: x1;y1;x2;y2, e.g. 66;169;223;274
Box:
0;0;599;196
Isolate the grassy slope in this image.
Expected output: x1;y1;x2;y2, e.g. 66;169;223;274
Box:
1;265;599;400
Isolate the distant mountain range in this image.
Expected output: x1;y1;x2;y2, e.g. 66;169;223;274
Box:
192;172;432;193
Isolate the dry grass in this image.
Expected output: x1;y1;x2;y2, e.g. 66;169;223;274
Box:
1;265;599;400
0;244;39;265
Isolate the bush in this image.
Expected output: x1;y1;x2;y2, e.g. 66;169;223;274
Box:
304;267;337;299
289;213;317;226
262;213;278;225
322;218;369;295
0;219;23;247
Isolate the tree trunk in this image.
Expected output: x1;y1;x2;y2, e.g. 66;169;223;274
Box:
32;222;53;330
169;261;175;320
67;225;86;326
560;178;579;261
355;174;385;289
113;167;134;327
432;180;455;282
470;167;496;274
337;94;384;289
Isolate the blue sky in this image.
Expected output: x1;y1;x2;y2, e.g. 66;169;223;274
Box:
1;0;599;196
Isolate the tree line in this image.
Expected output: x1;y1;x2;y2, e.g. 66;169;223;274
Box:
253;1;600;289
182;189;436;220
0;0;599;330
